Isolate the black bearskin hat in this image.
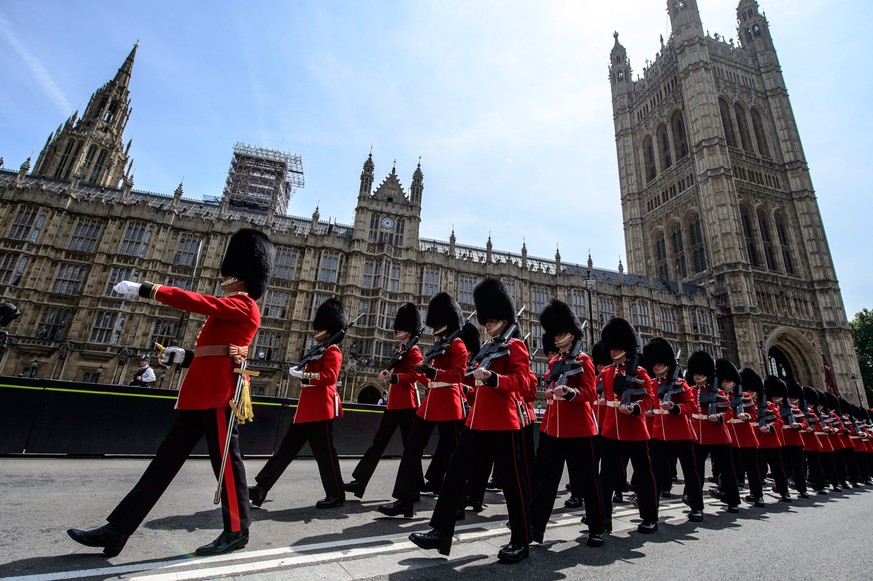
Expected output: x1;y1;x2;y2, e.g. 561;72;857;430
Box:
220;228;275;300
313;297;347;336
764;376;788;400
740;368;764;393
591;340;611;368
542;332;557;356
0;301;21;327
715;359;741;385
600;317;637;355
473;278;516;325
803;386;819;406
540;299;584;339
460;322;481;358
824;391;839;412
642;338;676;377
787;380;804;400
837;398;849;415
394;302;421;334
425;292;462;335
686;351;715;382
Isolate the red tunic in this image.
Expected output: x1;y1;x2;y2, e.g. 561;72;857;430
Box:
756;401;785;448
539;353;597;438
416;337;467;422
599;362;655;441
689;386;733;446
780;404;806;447
829;413;853;450
650;378;695;442
150;286;260;411
800;412;823;452
295;344;343;423
726;393;759;448
465;338;530;431
387;346;423;410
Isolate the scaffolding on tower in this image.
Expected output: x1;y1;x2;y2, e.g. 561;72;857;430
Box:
222;142;304;214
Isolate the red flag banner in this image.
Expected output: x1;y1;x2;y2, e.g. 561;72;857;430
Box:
821;353;841;397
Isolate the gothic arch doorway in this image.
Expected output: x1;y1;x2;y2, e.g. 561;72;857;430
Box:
357;384;381;405
764;327;816;385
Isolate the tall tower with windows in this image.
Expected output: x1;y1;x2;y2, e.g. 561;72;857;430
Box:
33;44;137;187
610;0;862;400
352;154;422;250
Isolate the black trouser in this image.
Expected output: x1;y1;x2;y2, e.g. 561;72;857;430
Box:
857;450;870;482
392;416;460;502
530;433;604;535
732;446;763;499
108;409;249;535
650;439;703;510
820;450;839;488
694;443;740;505
430;429;530;546
465;422;535;505
255;419;344;499
600;438;658;528
351;407;420;491
805;450;826;491
465;454;493;506
759;447;789;495
841;447;861;484
781;445;808;494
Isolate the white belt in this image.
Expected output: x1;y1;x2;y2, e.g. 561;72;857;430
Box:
429;381;454;388
814;432;828;436
692;413;708;420
653;409;668;415
727;419;744;424
606;400;621;408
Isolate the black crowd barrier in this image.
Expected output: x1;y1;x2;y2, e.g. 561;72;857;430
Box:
0;376;420;458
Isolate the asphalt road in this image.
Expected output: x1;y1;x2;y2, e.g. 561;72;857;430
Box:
2;456;871;580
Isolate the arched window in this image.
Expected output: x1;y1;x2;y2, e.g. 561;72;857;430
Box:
653;231;669;279
671;110;688;160
751;108;771;158
734;103;753;152
671;224;687;278
688;214;707;273
757;209;777;270
719;98;737;147
741;206;760;267
657;124;672;170
643;135;657;182
775;213;795;275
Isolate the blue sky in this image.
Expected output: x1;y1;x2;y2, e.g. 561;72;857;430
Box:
1;0;870;318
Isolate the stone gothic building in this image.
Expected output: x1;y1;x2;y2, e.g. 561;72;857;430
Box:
0;0;864;405
609;0;862;402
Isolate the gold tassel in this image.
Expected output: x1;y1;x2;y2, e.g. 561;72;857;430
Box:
229;375;255;424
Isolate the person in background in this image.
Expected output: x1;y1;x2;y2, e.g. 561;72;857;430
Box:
129;354;156;387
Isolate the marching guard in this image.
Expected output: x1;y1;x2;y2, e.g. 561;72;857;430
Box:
248;298;348;509
409;278;532;563
67;228;274;557
345;303;424;499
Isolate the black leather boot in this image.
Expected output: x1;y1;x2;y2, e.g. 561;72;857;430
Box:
637;520;658;534
194;529;249;556
409;529;452;555
343;479;366;499
497;542;529;563
248;485;267;507
377;499;413;517
67;525;129;557
315;496;345;509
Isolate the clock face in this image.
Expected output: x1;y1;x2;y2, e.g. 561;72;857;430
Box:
381;216;395;229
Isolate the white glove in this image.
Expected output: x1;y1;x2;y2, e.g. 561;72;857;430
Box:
113;281;142;296
160;346;186;365
288;367;304;378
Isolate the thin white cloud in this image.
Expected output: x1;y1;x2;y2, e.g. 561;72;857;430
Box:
0;10;72;114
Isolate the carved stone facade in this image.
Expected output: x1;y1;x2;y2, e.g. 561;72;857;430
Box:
609;0;864;403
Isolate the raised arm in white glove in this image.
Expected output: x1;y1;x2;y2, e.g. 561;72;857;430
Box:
113;281;142;296
160;346;187;365
288;367;304;379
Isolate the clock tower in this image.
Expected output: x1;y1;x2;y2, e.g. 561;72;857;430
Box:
352;154;422;250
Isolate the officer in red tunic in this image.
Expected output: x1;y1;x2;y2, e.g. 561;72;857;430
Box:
799;387;828;495
68;228;274;557
377;292;468;517
729;368;764;507
529;299;605;547
686;351;740;513
814;389;842;492
642;337;704;522
783;381;811;498
409;278;532;563
248;298;348;509
344;303;424;499
759;376;791;502
598;317;659;534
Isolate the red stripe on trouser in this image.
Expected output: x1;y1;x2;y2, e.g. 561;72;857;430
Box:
324;421;342;492
216;409;242;532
